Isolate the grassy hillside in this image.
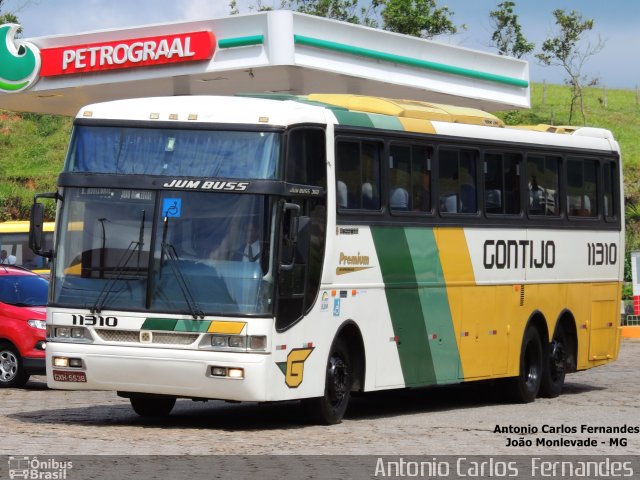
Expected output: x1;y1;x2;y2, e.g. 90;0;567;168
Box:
496;83;640;204
0;82;639;218
0;112;71;220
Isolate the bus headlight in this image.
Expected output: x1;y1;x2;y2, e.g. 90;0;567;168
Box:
211;336;228;348
209;366;244;379
52;356;83;368
228;336;246;349
209;335;266;352
227;368;244;379
71;328;86;339
50;326;93;343
55;327;71;338
53;357;69;367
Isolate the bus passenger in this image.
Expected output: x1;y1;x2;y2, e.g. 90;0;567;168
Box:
0;250;16;265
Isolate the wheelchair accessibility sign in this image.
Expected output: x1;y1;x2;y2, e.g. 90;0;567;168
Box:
162;198;182;218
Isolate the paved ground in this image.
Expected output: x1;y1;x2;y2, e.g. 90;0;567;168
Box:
2;340;639;456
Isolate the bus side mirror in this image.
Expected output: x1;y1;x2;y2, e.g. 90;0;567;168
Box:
30;194;57;259
29;202;50;257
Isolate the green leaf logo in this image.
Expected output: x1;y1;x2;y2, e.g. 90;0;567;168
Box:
0;24;41;93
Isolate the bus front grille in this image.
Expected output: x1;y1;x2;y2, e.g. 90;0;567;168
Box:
94;329;199;345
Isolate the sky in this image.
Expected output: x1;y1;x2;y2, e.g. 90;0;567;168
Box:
4;0;640;89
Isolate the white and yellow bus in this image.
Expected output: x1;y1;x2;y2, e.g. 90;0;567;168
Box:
31;94;622;424
0;220;53;273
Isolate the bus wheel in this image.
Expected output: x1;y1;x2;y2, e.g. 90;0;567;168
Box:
539;328;567;398
0;342;29;388
129;395;176;417
302;338;353;425
506;327;543;403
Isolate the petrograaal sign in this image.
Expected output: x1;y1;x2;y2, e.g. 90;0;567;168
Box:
39;31;216;76
0;24;216;93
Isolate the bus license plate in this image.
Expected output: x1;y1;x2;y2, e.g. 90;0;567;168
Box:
53;370;87;382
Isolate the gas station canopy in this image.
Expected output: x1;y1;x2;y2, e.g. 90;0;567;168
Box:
0;10;530;116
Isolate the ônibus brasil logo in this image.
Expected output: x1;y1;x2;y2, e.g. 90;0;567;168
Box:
0;23;41;93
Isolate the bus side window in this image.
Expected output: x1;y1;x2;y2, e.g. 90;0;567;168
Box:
287;128;326;188
389;144;411;211
527;155;560;217
412;145;432;212
484;152;521;215
438;148;477;214
389;143;432;213
603;161;616;220
336;141;359;209
336;139;381;211
567;157;598;218
361;142;381;210
337;180;348;209
278;128;328;331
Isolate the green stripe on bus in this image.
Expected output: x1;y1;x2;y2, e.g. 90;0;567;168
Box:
141;318;178;331
371;226;436;386
332;110;375;128
368;113;404;131
174;320;212;333
294;35;529;88
405;228;461;382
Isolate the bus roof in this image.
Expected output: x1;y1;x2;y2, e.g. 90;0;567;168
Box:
78;93;618;153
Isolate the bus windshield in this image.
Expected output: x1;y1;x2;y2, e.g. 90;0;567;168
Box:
66;126;281;179
52;187;274;316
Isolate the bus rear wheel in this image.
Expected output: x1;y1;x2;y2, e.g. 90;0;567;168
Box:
539;328;567;398
129;395;176;417
506;327;543;403
302;338;353;425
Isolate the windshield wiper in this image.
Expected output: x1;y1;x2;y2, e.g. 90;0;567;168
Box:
90;210;146;314
159;216;205;319
136;210;146;268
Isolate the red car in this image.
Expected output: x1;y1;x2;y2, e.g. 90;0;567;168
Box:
0;266;48;387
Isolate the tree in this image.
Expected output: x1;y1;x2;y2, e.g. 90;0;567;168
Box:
381;0;461;39
230;0;383;26
489;1;533;58
286;0;368;25
230;0;463;35
536;9;604;125
0;0;19;26
229;0;277;14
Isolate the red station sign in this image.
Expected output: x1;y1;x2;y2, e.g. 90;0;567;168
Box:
39;30;216;77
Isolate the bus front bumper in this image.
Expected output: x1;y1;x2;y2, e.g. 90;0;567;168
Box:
45;342;270;402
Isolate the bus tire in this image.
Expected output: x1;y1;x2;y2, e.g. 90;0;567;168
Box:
0;342;29;388
129;395;176;417
539;327;567;398
302;338;353;425
506;327;543;403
